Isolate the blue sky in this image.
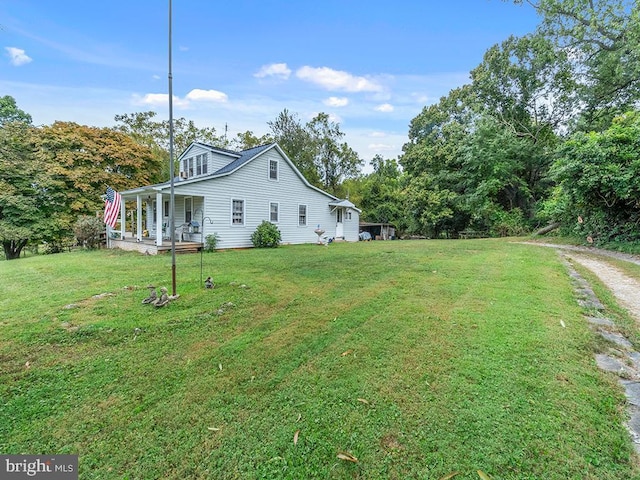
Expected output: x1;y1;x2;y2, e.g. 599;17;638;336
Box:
1;0;540;167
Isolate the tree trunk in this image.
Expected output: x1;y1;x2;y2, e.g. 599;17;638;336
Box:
533;222;561;236
3;239;28;259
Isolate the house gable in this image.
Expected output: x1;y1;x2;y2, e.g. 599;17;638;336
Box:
177;142;239;180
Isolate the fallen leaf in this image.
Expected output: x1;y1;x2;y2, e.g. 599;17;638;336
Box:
341;350;353;357
293;430;299;445
25;361;31;369
207;427;220;431
477;470;492;480
357;398;369;404
337;452;358;463
296;413;302;422
218;363;223;371
438;473;459;480
560;320;566;328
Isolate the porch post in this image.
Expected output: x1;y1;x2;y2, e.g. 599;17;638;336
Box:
155;192;164;246
136;195;143;242
145;200;152;233
120;196;126;239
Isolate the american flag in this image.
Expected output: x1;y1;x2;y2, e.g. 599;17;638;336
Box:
103;186;121;228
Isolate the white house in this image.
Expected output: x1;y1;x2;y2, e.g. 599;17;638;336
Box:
110;142;360;253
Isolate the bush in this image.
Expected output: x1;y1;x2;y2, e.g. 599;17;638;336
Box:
74;215;105;249
251;221;281;248
204;233;220;252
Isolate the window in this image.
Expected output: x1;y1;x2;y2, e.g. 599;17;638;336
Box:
185;197;192;223
269;159;278;180
298;204;307;226
164;200;170;218
270;202;279;223
182;157;195;178
232;199;244;225
337;209;343;223
196;153;208;175
346;210;352;220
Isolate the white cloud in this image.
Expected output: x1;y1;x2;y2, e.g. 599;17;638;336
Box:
375;103;394;112
6;47;32;66
152;74;161;80
134;93;189;108
369;131;387;138
186;88;228;102
296;66;383;93
254;63;291;79
133;89;227;109
323;96;349;107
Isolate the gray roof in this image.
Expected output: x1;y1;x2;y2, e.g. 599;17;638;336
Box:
212;143;274;175
122;143;276;195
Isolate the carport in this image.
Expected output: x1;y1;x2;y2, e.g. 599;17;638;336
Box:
359;222;396;240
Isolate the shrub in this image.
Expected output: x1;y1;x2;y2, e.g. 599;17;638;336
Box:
74;215;104;249
251;221;281;248
204;233;220;252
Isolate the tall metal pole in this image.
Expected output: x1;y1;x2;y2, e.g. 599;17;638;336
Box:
168;0;177;296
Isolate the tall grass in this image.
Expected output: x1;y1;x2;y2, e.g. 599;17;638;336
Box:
1;240;638;479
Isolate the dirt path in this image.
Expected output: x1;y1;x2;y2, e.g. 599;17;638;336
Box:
523;242;640;322
563;253;640;322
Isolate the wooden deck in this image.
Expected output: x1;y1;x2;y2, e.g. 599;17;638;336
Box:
108;235;203;255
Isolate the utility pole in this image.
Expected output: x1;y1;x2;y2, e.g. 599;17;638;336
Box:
168;0;177;296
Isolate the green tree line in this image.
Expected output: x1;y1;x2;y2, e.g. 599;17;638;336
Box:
3;0;639;258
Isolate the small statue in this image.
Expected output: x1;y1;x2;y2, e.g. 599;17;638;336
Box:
205;276;214;289
154;287;170;307
142;285;157;304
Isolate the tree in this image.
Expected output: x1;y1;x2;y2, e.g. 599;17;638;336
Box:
400;86;477;235
30;122;162;251
0;95;32;126
550;111;640;242
513;0;640;130
359;155;404;227
470;34;577;140
114;111;225;180
0;122;63;259
268;110;362;194
268;109;319;185
229;130;273;151
307;113;362;193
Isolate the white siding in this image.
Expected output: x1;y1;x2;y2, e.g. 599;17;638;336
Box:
178;144;238;179
171;148;343;249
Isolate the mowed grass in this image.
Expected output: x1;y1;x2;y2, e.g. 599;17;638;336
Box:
1;239;638;479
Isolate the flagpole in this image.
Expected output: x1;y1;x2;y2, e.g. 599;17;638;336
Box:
168;0;177;296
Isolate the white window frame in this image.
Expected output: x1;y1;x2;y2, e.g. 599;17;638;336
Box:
201;153;208;175
298;204;307;226
231;199;245;226
196;153;208;176
270;202;279;223
269;159;279;181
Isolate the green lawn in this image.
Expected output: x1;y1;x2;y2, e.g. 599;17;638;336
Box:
1;239;638;479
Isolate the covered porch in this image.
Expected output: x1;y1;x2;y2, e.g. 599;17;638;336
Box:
107;233;202;255
107;186;206;254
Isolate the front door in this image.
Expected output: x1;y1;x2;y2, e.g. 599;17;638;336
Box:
336;208;344;239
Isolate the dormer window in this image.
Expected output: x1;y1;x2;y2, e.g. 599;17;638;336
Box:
182;153;208;179
269;159;278;180
196;153;208;175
